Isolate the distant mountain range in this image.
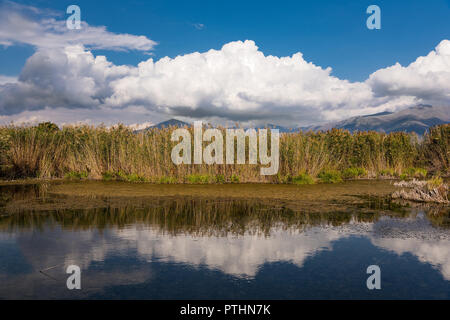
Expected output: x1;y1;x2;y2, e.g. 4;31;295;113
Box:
142;105;449;135
302;105;449;135
148;119;190;129
259;124;294;133
140;120;294;133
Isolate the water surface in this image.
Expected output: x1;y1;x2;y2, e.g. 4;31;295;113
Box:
0;182;449;299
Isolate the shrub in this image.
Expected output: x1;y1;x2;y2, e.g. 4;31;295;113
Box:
215;174;226;183
187;174;211;184
126;173;146;182
36;122;59;133
427;175;444;188
318;170;342;183
0;128;11;175
420;124;449;174
230;174;240;183
415;168;428;179
379;169;395;177
102;171;115;181
0;129;10;156
342;167;367;179
159;176;176;184
292;173;315;185
65;171;88;180
405;167;427;179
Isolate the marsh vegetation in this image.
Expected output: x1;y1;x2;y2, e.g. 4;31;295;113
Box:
0;123;448;184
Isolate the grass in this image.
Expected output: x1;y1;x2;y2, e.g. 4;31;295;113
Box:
159;176;177;184
230;174;240;183
405;167;428;179
318;170;343;184
427;175;444;188
399;173;408;180
292;173;315;185
0;123;448;184
378;168;396;178
215;174;226;184
187;174;211;184
342;167;367;179
64;171;89;180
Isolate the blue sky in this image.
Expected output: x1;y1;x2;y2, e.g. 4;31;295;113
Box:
1;0;449;81
0;0;449;126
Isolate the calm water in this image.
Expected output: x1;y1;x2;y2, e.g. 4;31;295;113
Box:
0;184;449;299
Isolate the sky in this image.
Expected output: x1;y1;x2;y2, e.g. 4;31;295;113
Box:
0;0;449;127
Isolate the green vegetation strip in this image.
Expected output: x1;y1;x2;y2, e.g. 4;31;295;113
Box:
0;123;448;184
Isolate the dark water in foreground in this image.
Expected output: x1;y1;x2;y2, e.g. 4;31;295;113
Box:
0;184;449;299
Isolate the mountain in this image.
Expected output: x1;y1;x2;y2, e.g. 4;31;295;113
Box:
303;105;449;135
152;119;190;128
138;106;448;134
144;120;293;132
140;119;190;131
258;124;292;133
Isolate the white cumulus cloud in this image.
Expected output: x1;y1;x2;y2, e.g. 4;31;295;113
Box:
0;2;449;126
106;40;375;124
368;40;450;106
0;1;157;52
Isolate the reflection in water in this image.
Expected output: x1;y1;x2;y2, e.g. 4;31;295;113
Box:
0;199;392;234
0;184;449;299
0;184;42;207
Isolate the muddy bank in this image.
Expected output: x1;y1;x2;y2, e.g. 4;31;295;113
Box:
52;180;398;199
1;180;401;215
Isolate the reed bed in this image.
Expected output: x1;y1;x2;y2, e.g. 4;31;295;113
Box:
0;122;448;183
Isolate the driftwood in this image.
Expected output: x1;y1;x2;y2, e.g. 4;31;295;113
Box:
392;179;449;204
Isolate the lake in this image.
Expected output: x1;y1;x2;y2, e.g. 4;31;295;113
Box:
0;182;449;299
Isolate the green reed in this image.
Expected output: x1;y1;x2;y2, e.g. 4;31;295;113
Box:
0;123;448;183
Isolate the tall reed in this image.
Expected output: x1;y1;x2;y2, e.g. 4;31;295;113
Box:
0;123;448;182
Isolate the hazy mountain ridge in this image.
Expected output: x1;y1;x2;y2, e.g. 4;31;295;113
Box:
143;105;449;134
302;105;449;134
137;119;190;131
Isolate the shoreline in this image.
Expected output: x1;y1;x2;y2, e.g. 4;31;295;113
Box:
0;176;408;186
0;180;401;215
1;179;447;216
